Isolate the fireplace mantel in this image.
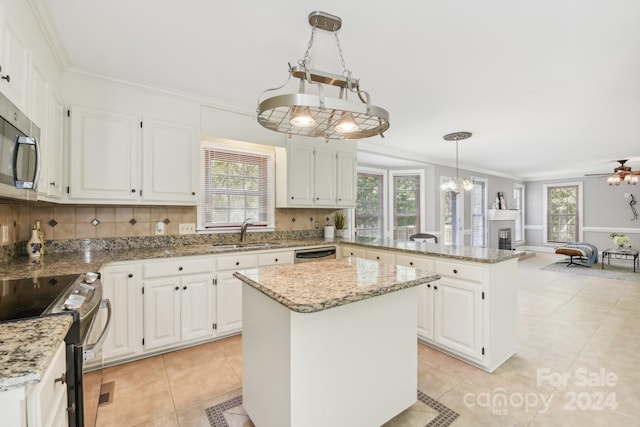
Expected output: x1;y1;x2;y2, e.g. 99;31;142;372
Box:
488;209;519;221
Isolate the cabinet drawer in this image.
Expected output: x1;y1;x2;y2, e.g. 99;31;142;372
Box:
217;254;259;271
258;251;294;267
396;254;434;270
143;257;213;278
435;260;484;283
27;342;67;425
366;249;395;264
341;245;366;258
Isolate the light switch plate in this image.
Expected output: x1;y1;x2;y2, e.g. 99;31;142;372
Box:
179;223;196;234
1;225;8;243
155;221;164;235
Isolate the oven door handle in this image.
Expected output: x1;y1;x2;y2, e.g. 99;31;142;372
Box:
85;299;112;354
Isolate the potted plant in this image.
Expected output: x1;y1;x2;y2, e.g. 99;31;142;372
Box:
609;232;631;249
334;212;347;238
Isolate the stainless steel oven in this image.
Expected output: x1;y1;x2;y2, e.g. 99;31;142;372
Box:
0;273;111;427
0;90;40;200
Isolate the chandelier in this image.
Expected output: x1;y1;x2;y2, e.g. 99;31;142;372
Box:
257;11;389;140
440;132;474;194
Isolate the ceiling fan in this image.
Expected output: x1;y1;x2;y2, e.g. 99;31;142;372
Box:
585;160;640;185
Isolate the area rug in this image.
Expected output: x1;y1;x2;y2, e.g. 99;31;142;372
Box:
542;258;640;282
205;390;459;427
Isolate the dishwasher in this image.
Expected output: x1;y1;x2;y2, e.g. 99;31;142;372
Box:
294;246;337;263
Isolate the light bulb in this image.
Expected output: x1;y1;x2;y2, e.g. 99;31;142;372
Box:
462;178;474;191
630;176;639;185
334;111;359;133
290;106;316;127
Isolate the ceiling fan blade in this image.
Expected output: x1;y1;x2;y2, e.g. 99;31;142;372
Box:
584;173;611;177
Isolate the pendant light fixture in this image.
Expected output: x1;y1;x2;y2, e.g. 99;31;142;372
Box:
257;11;390;140
440;132;474;194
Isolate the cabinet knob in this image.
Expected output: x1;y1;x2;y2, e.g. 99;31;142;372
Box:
55;372;67;384
175;286;179;291
434;285;438;290
183;286;187;290
275;258;278;262
338;198;342;201
1;74;10;83
236;261;240;266
191;192;196;195
50;181;56;186
316;197;319;200
427;284;431;288
453;269;458;274
410;261;414;266
350;252;354;256
178;266;183;271
376;256;380;260
291;196;294;200
131;189;136;193
128;273;133;278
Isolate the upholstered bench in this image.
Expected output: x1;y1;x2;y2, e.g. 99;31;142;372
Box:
554;242;598;267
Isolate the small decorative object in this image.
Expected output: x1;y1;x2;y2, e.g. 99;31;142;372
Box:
27;225;42;258
609;232;630;249
630;194;638;221
497;192;507;210
324;225;335;240
35;220;44;255
334;212;347;238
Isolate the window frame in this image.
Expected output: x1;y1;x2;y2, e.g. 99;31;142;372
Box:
389;169;425;240
440;175;464;246
354;166;388;239
471;176;488;247
513;183;525;243
543;182;583;244
198;138;275;232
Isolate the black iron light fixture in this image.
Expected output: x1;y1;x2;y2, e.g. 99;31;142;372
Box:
257;11;389;140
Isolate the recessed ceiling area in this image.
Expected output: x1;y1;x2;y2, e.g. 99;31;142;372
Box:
34;0;640;180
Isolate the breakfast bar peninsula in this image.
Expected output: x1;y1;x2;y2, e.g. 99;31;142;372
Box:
234;257;439;427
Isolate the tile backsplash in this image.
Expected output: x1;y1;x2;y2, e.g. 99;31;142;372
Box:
0;202;342;245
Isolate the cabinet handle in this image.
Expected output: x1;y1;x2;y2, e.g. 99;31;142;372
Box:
128;273;133;278
453;269;458;274
174;286;179;290
1;74;10;83
131;189;136;193
55;373;67;384
236;261;240;266
67;402;76;414
179;266;183;271
183;286;187;290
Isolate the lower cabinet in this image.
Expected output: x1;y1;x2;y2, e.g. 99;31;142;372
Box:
0;343;68;427
143;272;215;352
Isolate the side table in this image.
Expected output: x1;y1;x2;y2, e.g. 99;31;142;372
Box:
601;248;639;273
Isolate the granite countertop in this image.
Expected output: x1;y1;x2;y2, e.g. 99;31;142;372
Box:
0;239;333;281
0;315;73;391
340;237;521;263
234;257;440;313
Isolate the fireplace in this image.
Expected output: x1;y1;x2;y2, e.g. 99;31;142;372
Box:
498;228;512;250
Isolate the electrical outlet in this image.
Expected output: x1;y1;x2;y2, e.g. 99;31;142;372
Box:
155;221;165;235
315;221;319;229
1;225;8;243
179;223;196;234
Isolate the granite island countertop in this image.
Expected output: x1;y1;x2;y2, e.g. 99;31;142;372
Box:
0;315;73;391
339;237;521;263
234;257;440;313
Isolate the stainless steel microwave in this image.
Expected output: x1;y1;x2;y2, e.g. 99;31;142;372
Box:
0;91;40;200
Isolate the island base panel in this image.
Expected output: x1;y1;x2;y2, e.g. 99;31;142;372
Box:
242;284;418;427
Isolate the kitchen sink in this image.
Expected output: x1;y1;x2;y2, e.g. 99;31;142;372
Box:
211;242;285;251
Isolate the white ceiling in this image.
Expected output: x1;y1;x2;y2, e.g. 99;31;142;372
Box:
35;0;640;180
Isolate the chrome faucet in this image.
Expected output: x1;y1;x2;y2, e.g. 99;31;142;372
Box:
240;218;254;243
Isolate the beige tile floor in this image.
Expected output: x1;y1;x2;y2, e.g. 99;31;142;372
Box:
89;252;640;426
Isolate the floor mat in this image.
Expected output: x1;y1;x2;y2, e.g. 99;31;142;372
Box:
542;258;640;282
205;390;459;427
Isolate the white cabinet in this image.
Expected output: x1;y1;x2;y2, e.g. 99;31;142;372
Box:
215;253;259;335
340;244;366;258
336;150;357;206
0;20;31;112
35;81;65;200
365;248;395;264
142;257;215;352
276;138;357;208
396;254;434;341
68;107;198;204
141;118;197;203
100;263;143;364
69;106;139;201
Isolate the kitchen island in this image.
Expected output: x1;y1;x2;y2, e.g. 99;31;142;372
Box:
234;257;440;427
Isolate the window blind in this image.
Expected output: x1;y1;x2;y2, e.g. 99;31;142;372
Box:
202;146;273;228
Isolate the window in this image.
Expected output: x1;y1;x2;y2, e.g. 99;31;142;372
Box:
201;141;274;229
471;177;487;247
392;173;421;240
513;184;525;242
355;171;385;239
544;183;582;243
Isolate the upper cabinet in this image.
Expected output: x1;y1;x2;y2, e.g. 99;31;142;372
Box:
275;137;357;208
68;106;198;205
0;20;31;112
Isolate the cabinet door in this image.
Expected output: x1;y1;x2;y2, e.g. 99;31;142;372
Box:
1;22;30;111
366;249;395;264
313;145;337;206
417;283;434;341
142;119;197;204
69;107;139;200
46;92;65;198
181;274;215;342
216;269;256;335
433;279;483;360
286;142;314;206
336;150;356;207
101;264;143;362
143;278;181;351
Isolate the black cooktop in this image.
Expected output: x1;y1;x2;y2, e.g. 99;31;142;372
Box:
0;274;80;322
